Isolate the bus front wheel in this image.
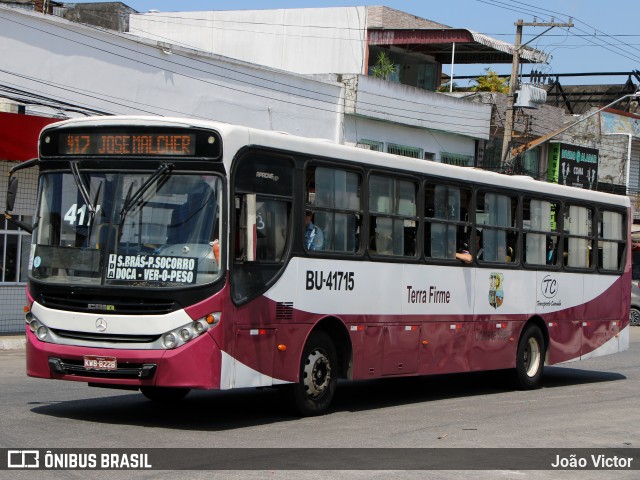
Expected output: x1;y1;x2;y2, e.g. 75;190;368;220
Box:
513;324;545;390
291;331;338;416
140;386;190;402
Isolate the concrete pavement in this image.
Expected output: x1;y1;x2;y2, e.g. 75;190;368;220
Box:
0;334;26;350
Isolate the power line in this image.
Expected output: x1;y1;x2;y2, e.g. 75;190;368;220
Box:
477;0;640;64
0;9;492;132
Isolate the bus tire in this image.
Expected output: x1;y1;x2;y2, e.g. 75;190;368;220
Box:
513;324;545;390
140;386;190;402
291;331;338;416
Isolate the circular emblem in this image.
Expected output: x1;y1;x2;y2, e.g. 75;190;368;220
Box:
33;256;41;268
541;275;558;299
95;318;107;332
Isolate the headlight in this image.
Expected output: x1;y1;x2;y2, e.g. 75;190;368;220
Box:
193;321;206;335
36;325;48;341
160;313;220;349
163;332;177;349
179;328;192;342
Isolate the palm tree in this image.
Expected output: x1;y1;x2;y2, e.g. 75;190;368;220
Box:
471;68;509;93
371;51;396;81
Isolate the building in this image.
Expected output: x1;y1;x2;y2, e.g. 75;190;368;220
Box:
129;6;547;92
0;112;60;332
0;4;498;332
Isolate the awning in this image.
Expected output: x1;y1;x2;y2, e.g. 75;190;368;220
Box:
0;112;61;162
367;28;548;65
469;30;549;64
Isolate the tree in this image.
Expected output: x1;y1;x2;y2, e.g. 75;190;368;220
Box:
471;68;509;93
371;51;396;81
437;82;460;92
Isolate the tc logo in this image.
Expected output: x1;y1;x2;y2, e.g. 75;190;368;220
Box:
541;275;558;299
7;450;39;468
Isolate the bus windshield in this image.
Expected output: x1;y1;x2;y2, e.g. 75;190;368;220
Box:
31;170;223;287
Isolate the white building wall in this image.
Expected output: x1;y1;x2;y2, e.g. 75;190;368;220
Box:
129;7;368;75
0;6;344;141
344;116;476;162
352;75;491;140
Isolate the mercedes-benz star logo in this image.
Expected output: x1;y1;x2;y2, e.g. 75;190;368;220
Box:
95;318;107;332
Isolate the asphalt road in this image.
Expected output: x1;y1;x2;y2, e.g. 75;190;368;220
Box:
1;329;640;480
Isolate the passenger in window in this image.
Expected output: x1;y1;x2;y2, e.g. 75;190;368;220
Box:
456;240;472;264
546;237;556;265
506;246;514;263
375;231;393;255
304;209;324;251
456;230;483;264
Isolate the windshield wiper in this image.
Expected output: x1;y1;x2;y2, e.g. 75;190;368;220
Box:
119;163;173;224
70;161;96;215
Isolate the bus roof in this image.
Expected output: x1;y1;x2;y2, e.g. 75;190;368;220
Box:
41;115;630;209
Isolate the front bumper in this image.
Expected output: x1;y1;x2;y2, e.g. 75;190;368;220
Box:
26;328;222;390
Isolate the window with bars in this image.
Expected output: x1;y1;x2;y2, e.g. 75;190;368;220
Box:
440;152;474;167
355;139;384;152
387;143;423;159
0;216;32;283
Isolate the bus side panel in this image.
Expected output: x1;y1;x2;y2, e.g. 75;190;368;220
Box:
581;320;621;360
582;274;628;358
428;320;474;375
381;324;420;375
358;324;384;378
273;323;308;383
231;296;283;382
469;317;519;371
537;271;583;364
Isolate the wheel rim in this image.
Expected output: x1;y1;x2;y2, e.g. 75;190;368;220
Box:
631;309;640;326
302;347;331;399
524;337;541;378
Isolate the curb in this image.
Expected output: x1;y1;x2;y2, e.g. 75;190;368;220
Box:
0;336;26;351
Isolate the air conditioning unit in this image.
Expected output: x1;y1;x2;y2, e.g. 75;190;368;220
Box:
515;83;547;109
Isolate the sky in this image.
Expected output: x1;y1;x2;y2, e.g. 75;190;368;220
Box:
119;0;639;86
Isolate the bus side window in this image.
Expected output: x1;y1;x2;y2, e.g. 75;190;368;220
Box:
369;175;418;257
523;198;559;266
424;183;471;261
477;191;517;264
563;204;593;269
598;210;625;271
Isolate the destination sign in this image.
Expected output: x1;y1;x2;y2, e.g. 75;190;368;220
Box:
106;254;198;284
60;133;196;156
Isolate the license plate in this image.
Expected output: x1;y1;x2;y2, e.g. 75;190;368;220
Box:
83;355;117;371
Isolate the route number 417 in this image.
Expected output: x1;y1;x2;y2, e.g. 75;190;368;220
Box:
64;203;101;226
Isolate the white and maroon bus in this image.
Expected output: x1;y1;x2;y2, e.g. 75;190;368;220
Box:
6;116;630;416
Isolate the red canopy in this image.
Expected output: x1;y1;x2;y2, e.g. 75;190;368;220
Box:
0;112;61;162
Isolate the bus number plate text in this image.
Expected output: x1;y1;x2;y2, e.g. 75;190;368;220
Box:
306;270;355;291
84;355;117;371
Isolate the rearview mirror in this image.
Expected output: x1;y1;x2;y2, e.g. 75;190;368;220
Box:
6;176;18;212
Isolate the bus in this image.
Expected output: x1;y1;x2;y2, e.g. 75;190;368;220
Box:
5;116;631;416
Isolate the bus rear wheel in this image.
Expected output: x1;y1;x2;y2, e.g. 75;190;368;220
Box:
513;324;545;390
140;386;190;402
290;331;338;416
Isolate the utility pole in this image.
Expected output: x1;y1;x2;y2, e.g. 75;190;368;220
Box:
501;19;574;168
